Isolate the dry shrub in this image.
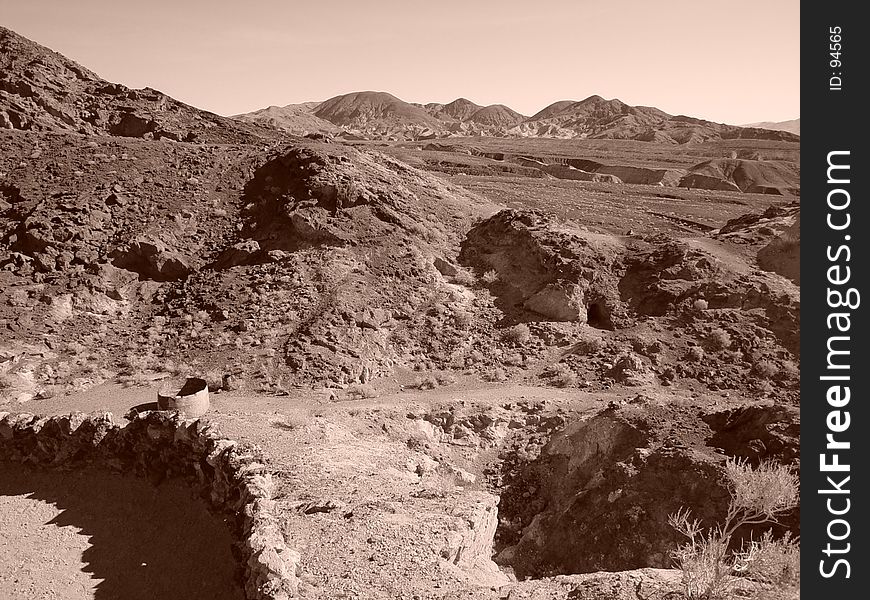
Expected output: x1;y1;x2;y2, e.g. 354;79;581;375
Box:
548;363;577;388
707;328;732;351
686;346;705;362
483;367;507;382
500;324;531;345
453;309;473;328
751;361;779;379
346;384;378;399
481;269;499;285
413;375;439;390
669;459;799;600
574;336;604;355
453;269;476;287
0;374;15;389
738;530;800;589
435;372;456;386
777;361;800;382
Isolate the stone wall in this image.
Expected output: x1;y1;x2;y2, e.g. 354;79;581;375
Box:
0;410;300;600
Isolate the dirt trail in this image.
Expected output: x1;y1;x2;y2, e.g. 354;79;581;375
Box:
680;236;753;275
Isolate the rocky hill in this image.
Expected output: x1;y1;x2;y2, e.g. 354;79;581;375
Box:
744;118;800;136
312;91;443;138
239;90;801;144
429;97;482;122
0;26;275;145
231;101;339;135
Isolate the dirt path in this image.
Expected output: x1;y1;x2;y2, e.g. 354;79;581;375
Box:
681;236;754;275
0;465;244;600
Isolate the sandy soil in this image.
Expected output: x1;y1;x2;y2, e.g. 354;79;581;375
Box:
0;465;244;600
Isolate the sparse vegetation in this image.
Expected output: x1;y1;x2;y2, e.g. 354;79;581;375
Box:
346;384;378;399
739;530;800;590
500;324;531;345
481;269;499;285
686;346;705;362
573;336;604;355
706;328;732;351
669;458;799;599
453;269;476;287
548;363;577;387
751;360;779;379
483;367;507;382
0;374;15;390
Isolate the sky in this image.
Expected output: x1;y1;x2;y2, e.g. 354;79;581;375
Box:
0;0;799;124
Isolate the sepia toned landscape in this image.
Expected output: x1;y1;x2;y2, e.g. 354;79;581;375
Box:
1;18;799;600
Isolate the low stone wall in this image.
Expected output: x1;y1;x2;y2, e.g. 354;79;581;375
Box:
0;410;300;600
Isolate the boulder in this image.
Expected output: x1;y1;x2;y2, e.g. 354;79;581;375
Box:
212;240;261;269
433;257;458;277
111;237;192;281
524;282;587;322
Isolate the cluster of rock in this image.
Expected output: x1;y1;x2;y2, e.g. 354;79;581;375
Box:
460;210;625;325
0;410;301;600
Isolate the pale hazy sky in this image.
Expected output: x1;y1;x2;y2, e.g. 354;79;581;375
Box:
1;0;799;124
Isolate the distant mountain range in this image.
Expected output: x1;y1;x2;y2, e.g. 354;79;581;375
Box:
742;119;800;136
235;91;801;144
0;25;799;147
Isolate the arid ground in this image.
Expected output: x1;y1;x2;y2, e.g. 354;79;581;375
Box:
1;25;799;600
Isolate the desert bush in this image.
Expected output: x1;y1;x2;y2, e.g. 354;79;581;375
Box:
453;269;476;287
467;349;485;365
453;309;473;328
574;336;604;355
706;328;732;351
346;384;378;399
0;374;14;389
500;324;531;345
693;299;709;311
738;530;800;589
686;345;705;362
483;367;507;382
776;361;800;382
203;370;226;392
118;373;151;388
751;361;779;379
548;363;577;388
503;353;524;367
669;458;799;600
481;269;499;285
413;375;439;390
435;372;456;386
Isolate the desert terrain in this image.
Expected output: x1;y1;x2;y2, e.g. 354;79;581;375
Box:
1;25;799;600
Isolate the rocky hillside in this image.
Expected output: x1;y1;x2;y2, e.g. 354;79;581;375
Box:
0;26;274;144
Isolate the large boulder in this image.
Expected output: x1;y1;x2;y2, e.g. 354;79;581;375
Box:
110;237;192;281
524;282;587;322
